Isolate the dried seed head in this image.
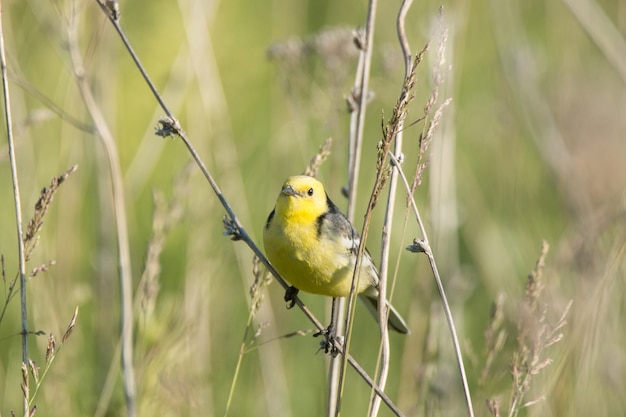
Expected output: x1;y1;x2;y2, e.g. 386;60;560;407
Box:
303;138;333;178
29;359;39;385
24;166;78;261
62;306;79;344
46;334;56;363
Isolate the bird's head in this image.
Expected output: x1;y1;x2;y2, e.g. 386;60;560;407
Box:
275;175;328;222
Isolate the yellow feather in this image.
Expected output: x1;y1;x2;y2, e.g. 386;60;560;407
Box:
263;175;410;334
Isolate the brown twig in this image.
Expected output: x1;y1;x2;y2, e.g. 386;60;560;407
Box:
393;148;474;417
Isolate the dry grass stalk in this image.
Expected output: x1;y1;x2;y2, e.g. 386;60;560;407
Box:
20;362;29;415
0;161;78;415
29;261;56;278
135;166;189;319
410;13;451;193
371;51;422;207
485;241;572;417
480;292;508;386
28;307;79;411
396;23;471;412
45;334;56;364
28;360;39;386
0;167;77;325
61;306;78;344
225;256;277;417
486;398;500;417
249;255;273;319
303;138;333;178
24;166;78;262
335;47;425;417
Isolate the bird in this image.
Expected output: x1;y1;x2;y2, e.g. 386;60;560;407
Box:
263;175;410;335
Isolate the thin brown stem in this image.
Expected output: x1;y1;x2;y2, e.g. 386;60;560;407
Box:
392;152;475;417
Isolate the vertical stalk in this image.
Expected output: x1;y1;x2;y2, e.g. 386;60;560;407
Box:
346;0;378;220
0;4;29;414
69;3;136;416
369;3;414;415
0;0;28;367
330;1;378;416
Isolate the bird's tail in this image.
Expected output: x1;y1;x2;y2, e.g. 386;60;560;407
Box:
358;292;410;334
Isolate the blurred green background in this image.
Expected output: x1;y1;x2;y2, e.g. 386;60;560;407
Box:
0;0;624;416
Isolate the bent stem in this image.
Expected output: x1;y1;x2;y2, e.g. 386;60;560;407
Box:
391;152;475;417
69;3;136;416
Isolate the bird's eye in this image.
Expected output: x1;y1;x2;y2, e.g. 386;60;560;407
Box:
307;187;314;196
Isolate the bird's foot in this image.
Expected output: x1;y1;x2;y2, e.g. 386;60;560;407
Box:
284;286;299;309
314;323;341;357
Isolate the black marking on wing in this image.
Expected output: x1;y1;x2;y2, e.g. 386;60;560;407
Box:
315;194;360;254
265;208;275;230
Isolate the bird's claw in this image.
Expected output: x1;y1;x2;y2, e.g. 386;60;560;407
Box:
314;324;341;357
284;286;299;309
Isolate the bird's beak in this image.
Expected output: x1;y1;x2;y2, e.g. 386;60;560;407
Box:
281;185;298;197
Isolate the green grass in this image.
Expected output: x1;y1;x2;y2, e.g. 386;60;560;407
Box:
0;0;625;416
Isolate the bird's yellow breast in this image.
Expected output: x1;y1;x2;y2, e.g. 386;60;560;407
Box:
262;175;410;334
264;209;359;297
263;175;375;298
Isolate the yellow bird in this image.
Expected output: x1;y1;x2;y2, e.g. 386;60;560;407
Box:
263;175;410;334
